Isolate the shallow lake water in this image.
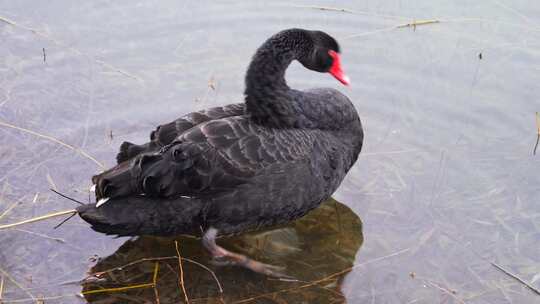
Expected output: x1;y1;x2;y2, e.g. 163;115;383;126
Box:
0;1;539;303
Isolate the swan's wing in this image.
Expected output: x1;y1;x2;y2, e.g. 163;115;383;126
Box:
158;103;246;146
95;116;321;200
116;103;245;163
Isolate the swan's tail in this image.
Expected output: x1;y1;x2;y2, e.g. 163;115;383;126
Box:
77;195;203;237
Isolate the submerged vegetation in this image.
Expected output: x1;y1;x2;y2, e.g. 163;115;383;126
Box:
1;1;539;303
79;199;362;303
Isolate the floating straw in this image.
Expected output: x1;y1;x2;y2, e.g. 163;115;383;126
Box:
0;210;77;230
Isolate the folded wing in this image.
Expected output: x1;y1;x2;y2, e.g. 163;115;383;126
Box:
94;116;321;200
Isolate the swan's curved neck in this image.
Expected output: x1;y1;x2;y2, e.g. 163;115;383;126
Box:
244;29;311;126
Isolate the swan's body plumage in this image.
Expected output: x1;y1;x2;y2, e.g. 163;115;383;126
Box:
78;28;363;237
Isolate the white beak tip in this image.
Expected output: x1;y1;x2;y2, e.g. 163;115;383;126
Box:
96;197;110;208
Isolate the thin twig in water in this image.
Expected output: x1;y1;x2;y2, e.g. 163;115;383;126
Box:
290;3;423;20
396;19;440;29
181;258;223;294
50;189;84;205
53;212;78;229
0;120;105;169
491;261;540;295
0;197;24;221
290;5;355;13
343;26;398;40
534;112;540;155
2;294;80;303
153;262;160;304
82;283;155;295
0;267;36;302
0;275;4;302
332;200;343;237
491;0;534;25
233;248;410;303
87;256;223;293
13;228;65;243
425;281;464;303
536;112;540;135
175;241;190;304
94;59;142;82
268;277;344;298
0;209;77;230
344;19;440;40
31;193;39;204
46;173;58;192
0;15;142;82
89;257;178;278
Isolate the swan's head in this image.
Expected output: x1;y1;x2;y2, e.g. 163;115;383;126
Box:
299;30;350;86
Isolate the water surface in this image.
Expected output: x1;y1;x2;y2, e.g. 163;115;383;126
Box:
0;1;539;303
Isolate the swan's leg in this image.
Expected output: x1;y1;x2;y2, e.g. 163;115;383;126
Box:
202;228;293;279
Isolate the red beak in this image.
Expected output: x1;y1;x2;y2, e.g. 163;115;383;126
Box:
328;50;350;86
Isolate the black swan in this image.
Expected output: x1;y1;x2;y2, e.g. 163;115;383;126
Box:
78;28;363;276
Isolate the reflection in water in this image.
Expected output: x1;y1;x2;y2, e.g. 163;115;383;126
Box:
81;198;363;303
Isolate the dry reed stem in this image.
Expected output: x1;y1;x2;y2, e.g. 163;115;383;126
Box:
412;275;465;304
0;209;77;230
534;112;539;155
88;257;178;278
536;112;540;134
0;120;105;169
13;228;65;243
272;278;344;298
0;268;36;303
343;19;439;40
0;294;80;303
0;275;4;302
81;283;155;295
292;4;540;32
396;20;440;28
0;16;142;82
0;198;24;221
166;262;223;299
45;174;57;192
492;0;534;24
83;259;161;298
183;258;223;294
300;3;540;31
175;241;190;304
233;247;410;303
490;262;540;296
343;26;398;40
290;5;355;14
292;5;440;37
425;281;465;304
153;262;160;304
87;255;223;298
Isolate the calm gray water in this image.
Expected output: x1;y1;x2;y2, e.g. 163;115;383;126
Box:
1;1;539;303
